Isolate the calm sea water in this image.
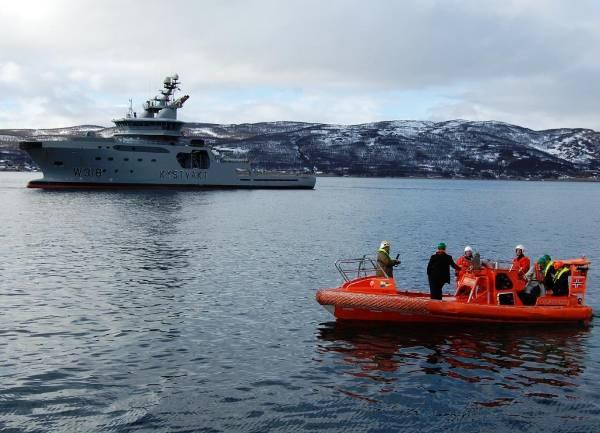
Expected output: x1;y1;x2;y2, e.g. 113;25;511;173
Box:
1;172;599;433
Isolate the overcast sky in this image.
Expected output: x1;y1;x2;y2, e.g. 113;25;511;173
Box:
1;0;599;129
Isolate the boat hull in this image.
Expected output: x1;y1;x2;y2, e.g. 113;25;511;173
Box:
316;289;593;325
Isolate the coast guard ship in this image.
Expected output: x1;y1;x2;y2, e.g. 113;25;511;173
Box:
19;74;316;189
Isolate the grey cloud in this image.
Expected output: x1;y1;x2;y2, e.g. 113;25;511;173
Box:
1;0;600;128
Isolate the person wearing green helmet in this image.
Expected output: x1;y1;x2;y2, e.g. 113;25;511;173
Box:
426;242;460;300
539;255;557;292
540;255;573;296
538;255;551;266
519;255;550;305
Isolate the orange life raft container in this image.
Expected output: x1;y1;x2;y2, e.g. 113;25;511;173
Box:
316;257;593;325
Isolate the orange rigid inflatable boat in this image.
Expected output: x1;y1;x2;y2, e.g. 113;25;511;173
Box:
316;257;593;325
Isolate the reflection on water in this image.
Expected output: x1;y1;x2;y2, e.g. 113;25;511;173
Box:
317;322;589;407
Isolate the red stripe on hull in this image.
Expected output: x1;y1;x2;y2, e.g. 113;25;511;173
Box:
332;306;590;325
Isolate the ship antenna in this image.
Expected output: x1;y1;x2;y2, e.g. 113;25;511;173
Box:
127;98;134;118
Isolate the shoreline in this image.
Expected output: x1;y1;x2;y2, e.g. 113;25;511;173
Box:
4;169;599;184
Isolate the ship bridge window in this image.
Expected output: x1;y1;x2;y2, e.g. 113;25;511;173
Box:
121;121;152;127
176;150;210;169
161;122;178;131
53;161;64;166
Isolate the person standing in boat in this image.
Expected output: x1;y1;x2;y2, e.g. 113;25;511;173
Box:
512;245;531;278
376;240;401;278
455;245;474;282
427;243;461;300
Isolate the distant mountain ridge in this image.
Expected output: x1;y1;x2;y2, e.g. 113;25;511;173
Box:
2;120;599;179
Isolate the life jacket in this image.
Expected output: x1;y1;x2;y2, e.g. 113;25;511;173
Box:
456;255;472;275
553;266;570;283
512;255;530;273
543;261;554;276
378;248;391;259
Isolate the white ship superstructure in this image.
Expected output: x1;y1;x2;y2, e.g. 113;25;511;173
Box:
20;74;316;189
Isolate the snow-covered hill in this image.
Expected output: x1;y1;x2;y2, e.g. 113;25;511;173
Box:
2;120;599;179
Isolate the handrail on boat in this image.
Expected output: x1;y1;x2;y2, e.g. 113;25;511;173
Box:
335;256;387;282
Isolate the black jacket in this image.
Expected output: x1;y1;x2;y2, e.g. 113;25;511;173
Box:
427;252;460;284
543;265;556;291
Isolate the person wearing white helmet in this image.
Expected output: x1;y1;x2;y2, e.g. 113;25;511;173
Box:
512;244;531;278
456;246;474;281
376;240;401;278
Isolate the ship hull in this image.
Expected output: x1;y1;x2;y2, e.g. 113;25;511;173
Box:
20;138;316;189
